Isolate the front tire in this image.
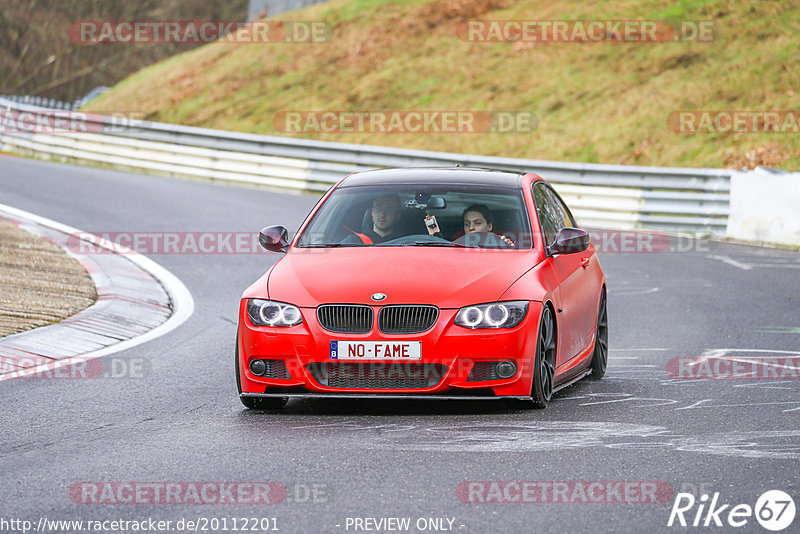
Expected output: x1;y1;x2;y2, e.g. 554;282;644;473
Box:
590;288;608;379
236;331;288;410
514;305;556;409
531;305;556;407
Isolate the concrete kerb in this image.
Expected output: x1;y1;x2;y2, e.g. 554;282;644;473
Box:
0;203;194;380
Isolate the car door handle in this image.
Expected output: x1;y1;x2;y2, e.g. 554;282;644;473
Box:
580;257;590;268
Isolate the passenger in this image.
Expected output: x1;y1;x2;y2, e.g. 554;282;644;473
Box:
460;204;515;246
462;204;495;235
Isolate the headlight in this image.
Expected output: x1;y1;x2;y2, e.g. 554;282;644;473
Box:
454;301;528;329
247;299;303;327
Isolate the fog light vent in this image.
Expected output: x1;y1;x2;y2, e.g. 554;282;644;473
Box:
468;361;517;381
249;359;291;379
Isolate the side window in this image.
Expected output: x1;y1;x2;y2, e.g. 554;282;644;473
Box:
544;186;578;230
533;183;560;247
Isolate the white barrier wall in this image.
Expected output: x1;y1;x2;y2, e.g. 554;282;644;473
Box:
727;171;800;246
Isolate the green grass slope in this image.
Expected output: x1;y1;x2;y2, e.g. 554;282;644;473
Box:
88;0;800;170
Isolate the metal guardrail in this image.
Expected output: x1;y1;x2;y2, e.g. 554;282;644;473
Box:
0;94;78;111
0;96;732;234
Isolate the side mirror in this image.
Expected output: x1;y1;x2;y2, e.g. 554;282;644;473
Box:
549;227;590;255
259;225;290;252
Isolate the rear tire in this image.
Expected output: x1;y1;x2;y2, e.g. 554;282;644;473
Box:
590;288;608;379
236;330;288;410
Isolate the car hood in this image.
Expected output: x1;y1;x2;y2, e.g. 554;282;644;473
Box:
267;247;538;308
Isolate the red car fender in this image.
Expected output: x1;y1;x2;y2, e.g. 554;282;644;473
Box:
498;258;559;304
581;243;607;347
241;270;271;300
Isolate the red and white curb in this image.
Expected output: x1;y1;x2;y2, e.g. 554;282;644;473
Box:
0;203;194;380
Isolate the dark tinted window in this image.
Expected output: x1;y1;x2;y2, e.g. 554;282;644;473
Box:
543;186;577;230
533;183;562;247
296;184;532;249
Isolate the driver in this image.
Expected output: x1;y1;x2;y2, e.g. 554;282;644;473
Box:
365;193;404;244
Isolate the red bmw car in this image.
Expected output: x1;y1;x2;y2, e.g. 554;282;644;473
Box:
236;167;607;409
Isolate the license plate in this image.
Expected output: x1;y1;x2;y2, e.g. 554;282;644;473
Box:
330;341;421;360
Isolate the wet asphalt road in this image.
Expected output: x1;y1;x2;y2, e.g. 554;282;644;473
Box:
1;156;798;534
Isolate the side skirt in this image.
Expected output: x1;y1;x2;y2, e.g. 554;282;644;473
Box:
552;369;592;394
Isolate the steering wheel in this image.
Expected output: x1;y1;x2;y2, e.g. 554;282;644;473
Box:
453;231;513;249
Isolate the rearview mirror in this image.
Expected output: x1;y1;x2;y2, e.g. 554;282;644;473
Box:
549;227;590;255
259;225;290;253
425;197;446;209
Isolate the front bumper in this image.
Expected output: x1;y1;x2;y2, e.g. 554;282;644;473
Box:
238;300;541;398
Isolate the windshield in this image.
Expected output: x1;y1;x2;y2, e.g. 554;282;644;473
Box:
295;184;533;249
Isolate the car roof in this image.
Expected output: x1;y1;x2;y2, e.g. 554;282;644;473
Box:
339;167;527;188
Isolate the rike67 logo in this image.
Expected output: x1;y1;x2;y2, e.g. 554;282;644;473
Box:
668;490;796;531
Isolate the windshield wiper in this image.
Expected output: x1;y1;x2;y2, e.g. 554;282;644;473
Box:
403;241;478;248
